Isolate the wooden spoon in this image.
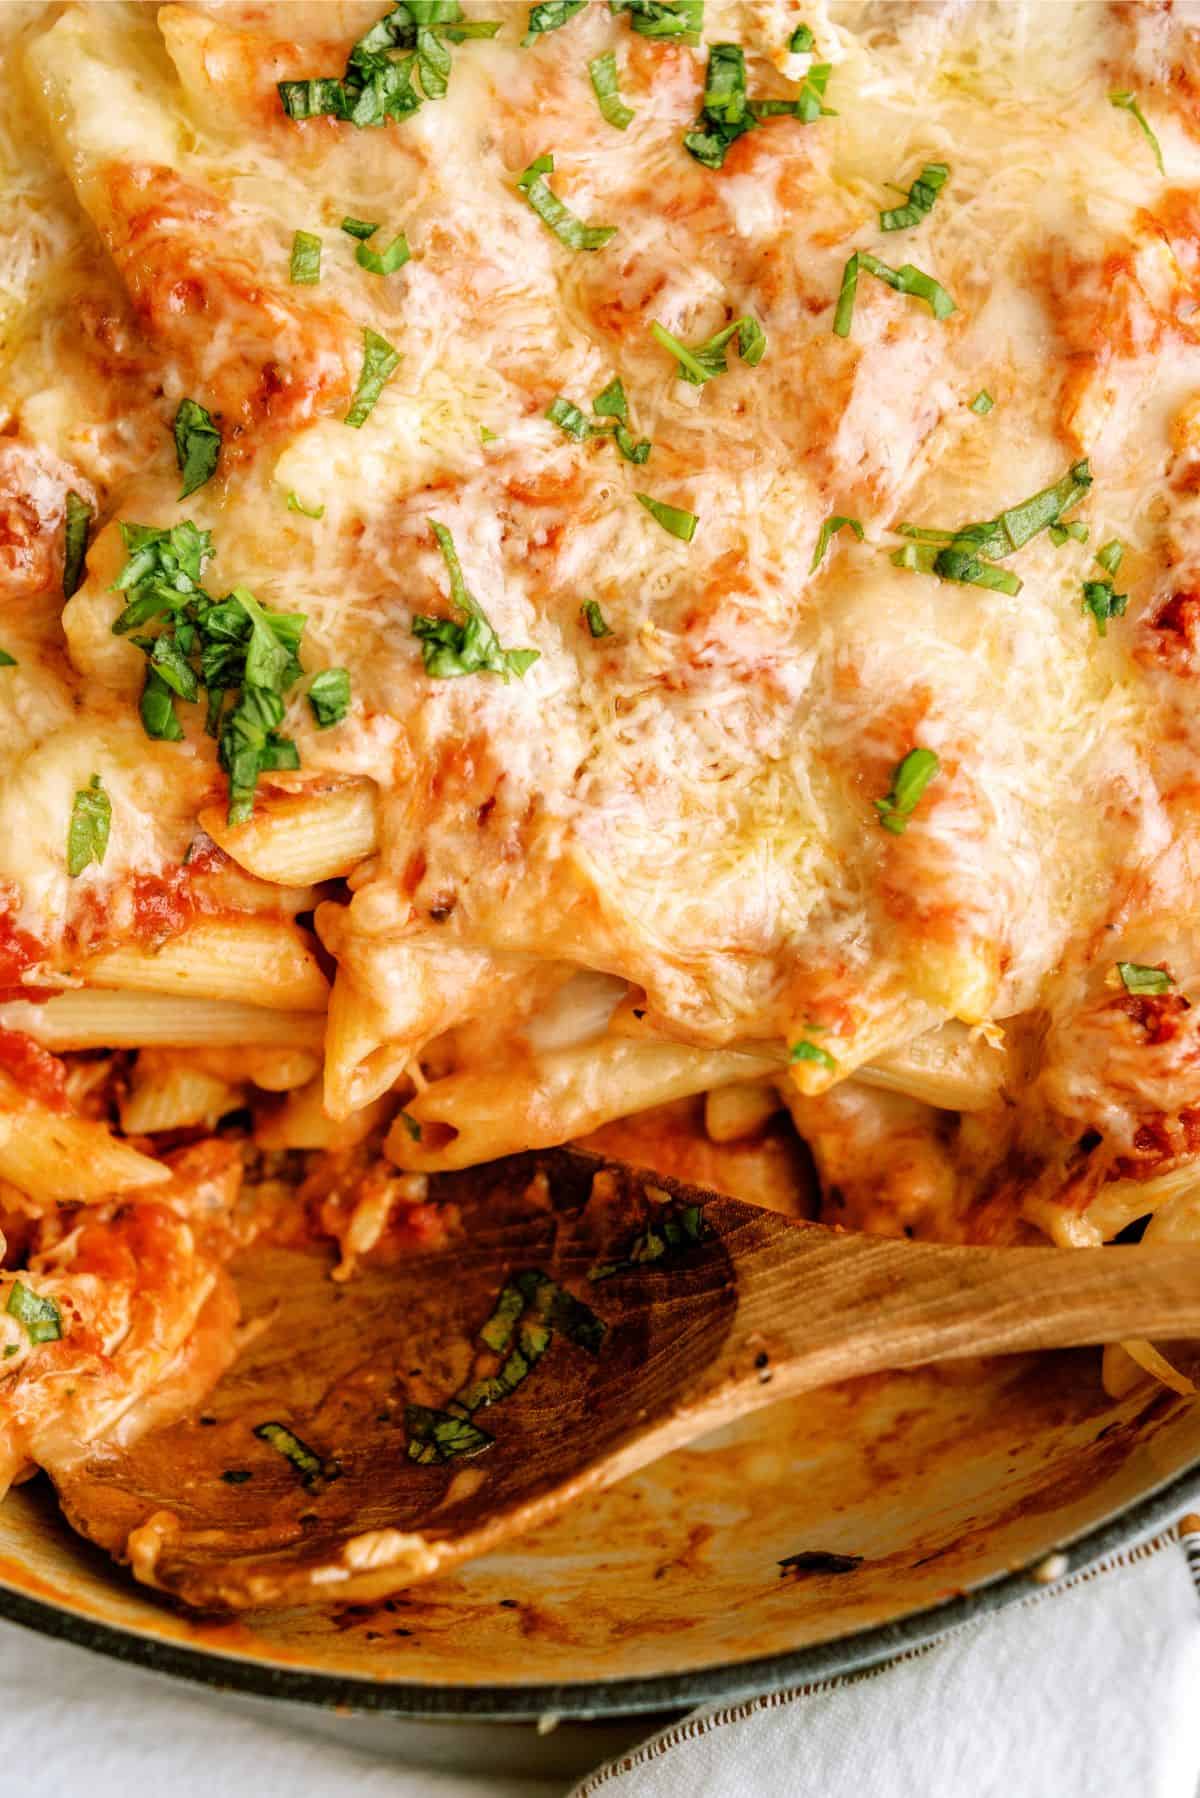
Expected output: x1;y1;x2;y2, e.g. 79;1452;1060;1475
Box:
47;1148;1200;1611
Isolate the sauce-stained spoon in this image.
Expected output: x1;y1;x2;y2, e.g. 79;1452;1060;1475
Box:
47;1149;1200;1610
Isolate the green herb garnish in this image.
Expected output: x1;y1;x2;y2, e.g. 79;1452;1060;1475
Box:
649;314;765;384
0;649;15;668
589;49;634;128
683;42;753;169
308;667;352;727
289;229;322;284
969;390;994;416
63;490;93;599
524;0;585;44
880;162;949;232
751;60;834;125
611;0;704;44
413;519;539;680
895;461;1093;580
517;152;616;250
287;492;325;519
67;774;111;878
1117;961;1172;995
789;22;814;51
1096;538;1125;576
789;1039;836;1071
635;492;698;541
278;3;501;128
874;747;939;834
346;326;401;426
356;231;411;276
6;1281;62;1344
589;1202;708;1281
254;1421;337;1487
1109;91;1165;174
834;250;956;337
811;514;863;572
581;600;613;638
341;216;379;239
547;382;651;461
173;398;222;500
1082;578;1128;637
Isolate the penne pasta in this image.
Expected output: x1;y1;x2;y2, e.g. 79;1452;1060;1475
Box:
0;990;327;1051
254;1077;393;1152
323;971;412;1119
119;1053;245;1134
198;779;379;886
0;1104;168;1205
704;1081;781;1144
79;916;329;1012
385;1038;780;1172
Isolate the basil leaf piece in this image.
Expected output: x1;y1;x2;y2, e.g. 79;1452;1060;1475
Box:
278;3;499;127
931;546;1022;596
356;231;411;275
613;424;651;462
1096;538;1125;576
650;314;766;384
340;216;379;239
858;250;956;320
612;0;704;44
517;152;616;250
593;377;628;421
287;491;325;519
67;773;111;877
63;490;93;599
345;326;401;426
684;42;754;168
546;395;594;441
415;22;452;96
789;22;814;51
636;492;698;541
897;462;1092;565
173;397;222;500
0;649;15;667
969;389;994;416
289;229;322;284
880;161;949;232
140;667;184;741
1049;520;1088;546
750;60;835;125
1109;90;1165;174
413;519;540;680
833;252;859;337
6;1281;61;1344
811;514;863;572
581;600;613;638
1082;578;1128;637
1117;961;1172;995
589;49;634;128
789;1039;836;1071
874;746;940;834
254;1421;335;1487
524;0;586;44
308;667;352;726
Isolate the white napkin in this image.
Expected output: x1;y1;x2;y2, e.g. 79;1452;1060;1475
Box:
571;1523;1200;1798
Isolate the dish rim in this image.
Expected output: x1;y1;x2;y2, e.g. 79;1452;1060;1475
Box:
0;1453;1194;1722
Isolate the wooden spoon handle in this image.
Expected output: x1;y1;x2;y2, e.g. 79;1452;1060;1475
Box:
686;1203;1200;1428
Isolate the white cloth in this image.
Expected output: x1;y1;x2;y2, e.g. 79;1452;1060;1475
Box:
0;1526;1196;1798
570;1526;1200;1798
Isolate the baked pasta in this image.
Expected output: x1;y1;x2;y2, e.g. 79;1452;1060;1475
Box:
0;0;1199;1477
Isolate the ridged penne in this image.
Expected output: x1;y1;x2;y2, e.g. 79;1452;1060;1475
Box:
79;917;329;1012
0;1104;168;1205
198;780;379;886
0;990;327;1051
119;1053;244;1134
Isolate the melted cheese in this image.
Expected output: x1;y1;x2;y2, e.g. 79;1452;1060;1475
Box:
5;0;1200;1210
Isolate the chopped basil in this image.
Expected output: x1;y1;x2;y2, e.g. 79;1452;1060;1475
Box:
341;216;378;239
594;377;628;421
684;42;754;168
833;250;955;335
345;326;401;426
789;22;814;51
287;491;325;519
1049;520;1088;546
1117;961;1172;995
413;519;539;679
524;0;586;44
1109;91;1165;175
517;152;616;250
789;1039;836;1071
546;395;594;441
67;774;110;878
581;600;613;638
0;649;15;668
875;746;939;834
1096;538;1125;576
588;1202;708;1280
611;0;704;44
479;424;498;444
63;490;93;599
896;462;1092;570
931;545;1022;596
969;390;994;416
254;1420;335;1487
289;229;322;284
308;667;352;726
880;161;949;232
636;492;698;541
589;49;634;129
6;1281;61;1344
649;313;766;384
751;60;834;125
406;1404;494;1463
173;397;222;500
1082;578;1128;637
356;231;411;275
810;514;863;572
140;668;184;741
278;3;501;127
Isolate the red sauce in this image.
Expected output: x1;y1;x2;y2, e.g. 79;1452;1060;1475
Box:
0;910;53;1004
0;1030;69;1112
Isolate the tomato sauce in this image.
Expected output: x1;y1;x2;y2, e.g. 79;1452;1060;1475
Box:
0;1030;69;1112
